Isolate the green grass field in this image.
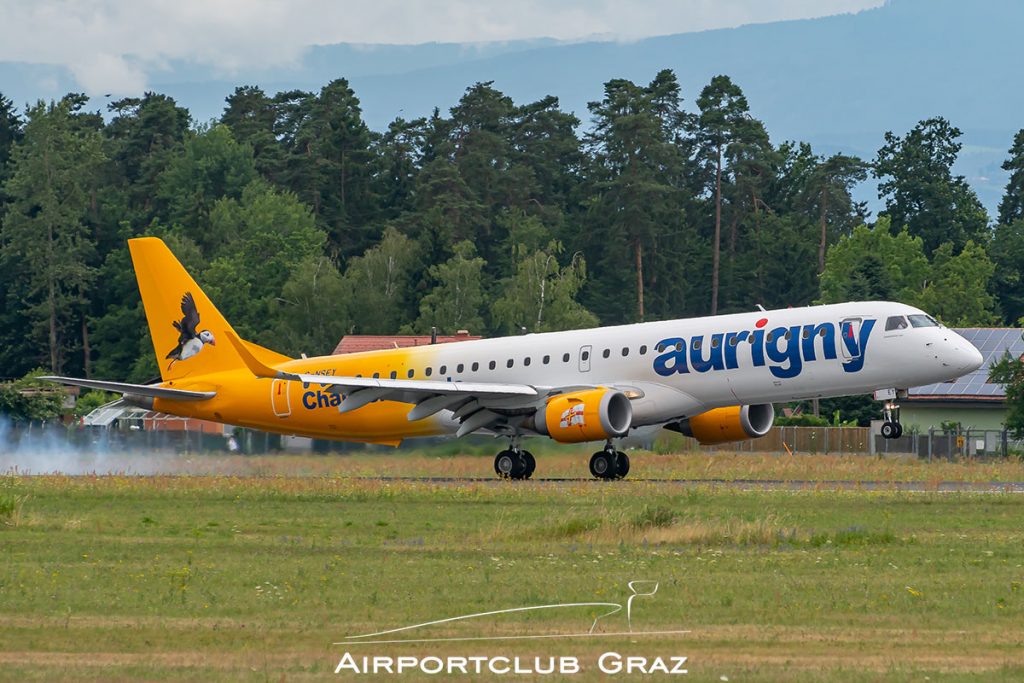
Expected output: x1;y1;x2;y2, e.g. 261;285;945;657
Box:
2;452;1024;681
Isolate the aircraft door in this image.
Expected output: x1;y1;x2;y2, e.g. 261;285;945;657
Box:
579;345;592;373
839;317;863;362
271;378;291;417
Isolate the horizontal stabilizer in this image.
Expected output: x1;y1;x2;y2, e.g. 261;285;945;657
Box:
39;376;216;402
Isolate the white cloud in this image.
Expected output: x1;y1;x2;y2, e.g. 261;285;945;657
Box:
0;0;884;95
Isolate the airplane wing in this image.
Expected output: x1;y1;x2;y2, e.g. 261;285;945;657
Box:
224;330;551;437
39;376;216;401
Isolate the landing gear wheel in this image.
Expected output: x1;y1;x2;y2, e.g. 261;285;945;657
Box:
494;450;531;480
880;401;903;439
590;451;614;479
521;451;536;479
615;451;630;479
495;450;517;478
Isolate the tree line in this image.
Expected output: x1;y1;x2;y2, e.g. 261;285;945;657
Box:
2;69;1023;385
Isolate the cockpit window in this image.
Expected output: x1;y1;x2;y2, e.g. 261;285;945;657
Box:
885;315;908;331
908;314;939;328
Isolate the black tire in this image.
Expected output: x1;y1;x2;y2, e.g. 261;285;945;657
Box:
521;451;536;479
494;450;517;478
880;422;896;439
589;451;613;479
893;423;904;439
615;451;630;479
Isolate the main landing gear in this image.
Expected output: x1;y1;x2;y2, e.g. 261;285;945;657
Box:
589;443;630;480
494;447;536;480
880;401;903;439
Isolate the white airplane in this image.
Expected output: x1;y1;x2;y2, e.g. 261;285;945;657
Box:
44;238;984;480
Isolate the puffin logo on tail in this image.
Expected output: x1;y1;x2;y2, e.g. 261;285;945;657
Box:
165;291;216;369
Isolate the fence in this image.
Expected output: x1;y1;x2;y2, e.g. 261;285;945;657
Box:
694;426;1021;459
873;428;1017;460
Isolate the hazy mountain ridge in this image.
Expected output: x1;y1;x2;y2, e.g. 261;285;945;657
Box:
2;0;1020;214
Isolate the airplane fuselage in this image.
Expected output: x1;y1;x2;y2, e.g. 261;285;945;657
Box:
155;301;983;443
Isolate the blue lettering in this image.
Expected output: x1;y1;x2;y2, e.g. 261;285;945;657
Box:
329;392;342;407
690;334;725;373
749;329;766;367
766;326;802;379
651;317;874;379
802;323;837;361
302;391;316;410
723;331;749;369
316;391;331;409
653;338;689;376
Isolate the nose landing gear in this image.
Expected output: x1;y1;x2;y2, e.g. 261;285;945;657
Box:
880;401;903;439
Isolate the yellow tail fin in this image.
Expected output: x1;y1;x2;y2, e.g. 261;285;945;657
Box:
129;237;246;382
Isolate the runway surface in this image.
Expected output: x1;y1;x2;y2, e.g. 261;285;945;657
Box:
348;476;1024;492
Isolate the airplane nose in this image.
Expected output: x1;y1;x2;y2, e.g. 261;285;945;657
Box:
957;343;984;373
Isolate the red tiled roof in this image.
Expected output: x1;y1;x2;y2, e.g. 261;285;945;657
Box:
332;332;481;355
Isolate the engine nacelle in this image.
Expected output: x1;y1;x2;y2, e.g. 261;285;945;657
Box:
672;404;775;445
534;388;633;444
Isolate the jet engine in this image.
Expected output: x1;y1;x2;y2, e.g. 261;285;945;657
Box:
669;404;775;445
534;388;633;443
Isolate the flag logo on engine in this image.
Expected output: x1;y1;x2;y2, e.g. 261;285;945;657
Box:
560;404;586;429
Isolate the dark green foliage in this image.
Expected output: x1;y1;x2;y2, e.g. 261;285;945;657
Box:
0;76;1000;428
989;349;1024;437
0;370;65;422
875;117;990;255
991;219;1024;324
998;129;1024;226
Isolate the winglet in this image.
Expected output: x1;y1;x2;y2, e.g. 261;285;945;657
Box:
224;328;282;379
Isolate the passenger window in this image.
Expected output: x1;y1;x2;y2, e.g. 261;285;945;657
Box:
524;357;531;366
886;315;909;331
766;332;775;343
390;371;397;379
711;337;720;348
621;347;629;357
581;350;590;361
440;365;447;375
784;330;791;341
456;364;464;373
602;349;610;358
692;339;701;351
802;328;810;339
639;345;647;355
425;367;433;377
407;369;414;378
729;336;739;346
543;355;550;364
675;342;683;352
472;362;479;372
373;372;380;378
506;359;514;368
489;360;496;370
656;343;665;353
562;353;570;362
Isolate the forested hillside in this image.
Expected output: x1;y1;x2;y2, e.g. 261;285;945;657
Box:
1;69;1022;384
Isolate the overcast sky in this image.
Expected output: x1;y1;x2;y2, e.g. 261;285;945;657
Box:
0;0;884;95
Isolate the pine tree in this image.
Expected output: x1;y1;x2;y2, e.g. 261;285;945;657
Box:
0;99;104;373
